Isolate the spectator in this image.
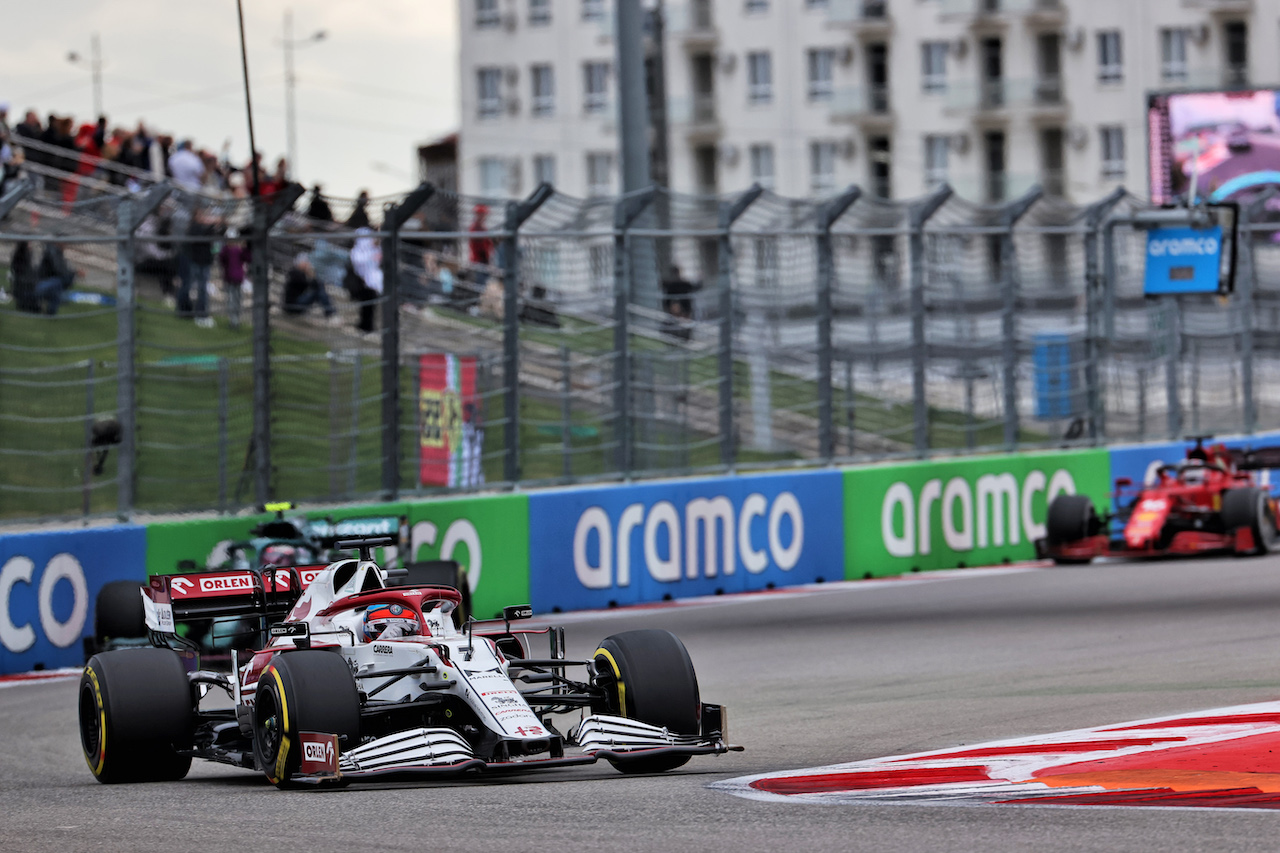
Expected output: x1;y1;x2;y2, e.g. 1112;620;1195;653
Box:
217;227;251;329
468;204;493;277
348;227;382;334
306;184;333;222
0;146;22;195
346;190;371;230
168;139;205;191
310;223;347;304
282;253;335;319
0;102;10;156
661;265;700;341
135;209;177;301
14;110;39;142
178;205;218;327
33;241;78;315
9;241;38;313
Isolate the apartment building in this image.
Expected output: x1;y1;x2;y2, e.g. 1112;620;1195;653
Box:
459;0;1279;204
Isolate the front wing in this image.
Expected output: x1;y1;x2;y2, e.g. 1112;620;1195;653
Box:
1036;527;1258;561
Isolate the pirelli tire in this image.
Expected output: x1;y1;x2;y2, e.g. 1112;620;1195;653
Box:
79;648;194;784
1045;494;1100;565
94;580;147;643
592;629;701;774
252;650;360;789
1222;487;1277;556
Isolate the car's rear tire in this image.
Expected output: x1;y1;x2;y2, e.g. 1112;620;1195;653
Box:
1045;494;1099;565
253;650;360;788
592;629;700;774
1223;487;1277;556
94;580;146;642
79;648;193;784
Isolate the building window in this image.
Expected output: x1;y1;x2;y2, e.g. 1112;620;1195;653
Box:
921;42;948;94
747;51;773;105
582;0;605;21
583;61;609;113
529;0;551;26
533;154;556;187
531;64;555;117
807;49;835;102
476;0;501;28
586;152;613;196
479;157;507;196
810;141;836;195
1097;30;1122;83
477;67;503;118
1100;126;1125;179
924;135;949;189
745;0;769;12
749;143;775;190
1159;28;1188;83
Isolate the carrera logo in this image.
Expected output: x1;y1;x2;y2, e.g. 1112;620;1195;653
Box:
373;644;393;655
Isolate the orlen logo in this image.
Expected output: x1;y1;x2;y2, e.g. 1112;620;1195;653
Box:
1148;235;1219;257
880;469;1076;559
200;575;254;593
573;492;804;589
304;740;334;763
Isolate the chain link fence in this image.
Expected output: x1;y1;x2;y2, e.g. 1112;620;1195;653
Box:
3;159;1278;524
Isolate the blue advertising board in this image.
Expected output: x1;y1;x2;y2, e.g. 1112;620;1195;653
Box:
1143;226;1224;295
0;527;146;674
528;470;843;613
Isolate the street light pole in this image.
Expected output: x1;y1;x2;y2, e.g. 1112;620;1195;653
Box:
282;9;326;181
68;33;104;118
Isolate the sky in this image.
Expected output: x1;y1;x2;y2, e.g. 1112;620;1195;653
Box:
1;0;460;201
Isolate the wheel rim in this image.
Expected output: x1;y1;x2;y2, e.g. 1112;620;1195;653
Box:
1259;495;1277;549
258;687;282;764
79;682;101;760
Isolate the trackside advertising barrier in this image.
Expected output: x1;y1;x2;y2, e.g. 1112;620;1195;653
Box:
0;526;146;672
846;449;1112;576
144;495;529;621
528;471;843;612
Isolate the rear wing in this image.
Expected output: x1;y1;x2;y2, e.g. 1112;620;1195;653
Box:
144;565;324;632
1234;446;1280;471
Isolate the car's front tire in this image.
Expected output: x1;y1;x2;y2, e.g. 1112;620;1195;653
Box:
592;629;701;774
1223;487;1277;556
1045;494;1100;565
252;650;360;788
79;648;193;783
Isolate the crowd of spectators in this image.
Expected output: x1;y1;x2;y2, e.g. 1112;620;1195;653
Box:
1;104;561;335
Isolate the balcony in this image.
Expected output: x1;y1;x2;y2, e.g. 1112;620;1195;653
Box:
940;0;1065;25
828;0;893;38
666;0;717;48
830;85;893;130
1182;0;1254;16
667;93;721;141
950;173;1038;204
1162;66;1252;90
945;77;1066;120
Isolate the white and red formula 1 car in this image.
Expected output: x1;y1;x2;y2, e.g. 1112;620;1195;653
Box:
78;536;738;787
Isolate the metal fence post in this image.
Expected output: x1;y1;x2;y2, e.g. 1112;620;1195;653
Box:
817;186;861;462
613;188;655;475
1239;191;1273;435
0;176;33;221
1083;188;1125;442
718;185;764;469
999;186;1042;450
114;184;170;520
908;184;952;455
249;183;305;506
502;184;555;483
379;183;435;499
1164;297;1183;439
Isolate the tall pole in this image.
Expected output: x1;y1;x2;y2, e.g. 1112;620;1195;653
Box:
284;9;297;179
90;33;103;117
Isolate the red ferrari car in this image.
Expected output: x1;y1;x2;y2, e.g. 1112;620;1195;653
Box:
1037;439;1280;564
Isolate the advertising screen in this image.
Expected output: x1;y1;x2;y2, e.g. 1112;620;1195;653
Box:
1148;88;1280;205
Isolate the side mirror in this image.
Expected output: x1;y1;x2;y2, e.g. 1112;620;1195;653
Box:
1114;477;1132;488
503;605;533;622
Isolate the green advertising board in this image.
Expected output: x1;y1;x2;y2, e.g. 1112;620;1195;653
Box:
844;449;1111;578
144;494;529;620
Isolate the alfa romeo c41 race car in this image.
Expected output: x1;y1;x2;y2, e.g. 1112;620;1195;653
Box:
78;536;737;787
1037;438;1280;564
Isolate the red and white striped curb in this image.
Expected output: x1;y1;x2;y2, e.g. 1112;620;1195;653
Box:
714;701;1280;810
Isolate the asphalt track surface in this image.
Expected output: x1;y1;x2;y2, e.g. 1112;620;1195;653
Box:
6;556;1280;852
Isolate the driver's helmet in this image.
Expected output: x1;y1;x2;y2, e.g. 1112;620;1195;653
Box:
1180;464;1206;484
362;602;420;641
260;543;297;567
